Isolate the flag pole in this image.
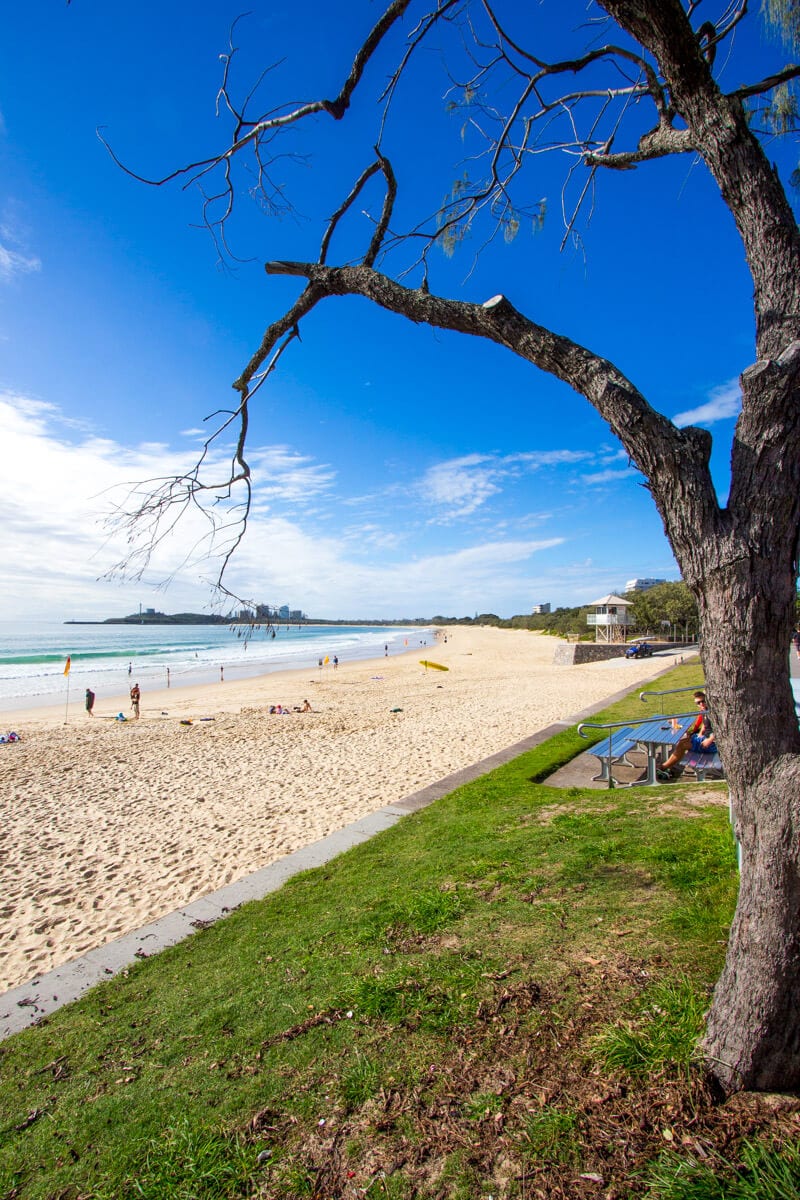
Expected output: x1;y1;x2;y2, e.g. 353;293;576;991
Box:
63;655;72;724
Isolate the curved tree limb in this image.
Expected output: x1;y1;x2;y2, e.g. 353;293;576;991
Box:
263;257;721;551
585;123;695;168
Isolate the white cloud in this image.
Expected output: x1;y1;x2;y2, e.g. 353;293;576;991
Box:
673;379;741;428
418;454;501;518
0;215;40;282
175;517;564;620
0;394;570;620
598;447;629;465
418;448;595;521
579;467;640;486
513;450;593;468
246;445;335;505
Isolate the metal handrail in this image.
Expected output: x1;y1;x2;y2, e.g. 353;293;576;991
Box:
578;717;640;738
577;712;697;739
639;683;706;714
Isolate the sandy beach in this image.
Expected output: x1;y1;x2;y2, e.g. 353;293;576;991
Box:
0;628;680;994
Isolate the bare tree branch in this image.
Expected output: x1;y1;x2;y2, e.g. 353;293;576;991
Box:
263;258;715;505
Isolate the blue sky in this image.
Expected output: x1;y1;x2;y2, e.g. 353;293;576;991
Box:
0;2;791;620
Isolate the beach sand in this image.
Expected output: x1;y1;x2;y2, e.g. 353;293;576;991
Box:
0;628;681;993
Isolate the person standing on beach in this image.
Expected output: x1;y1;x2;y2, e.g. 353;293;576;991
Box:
85;688;95;716
333;655;339;669
130;682;141;719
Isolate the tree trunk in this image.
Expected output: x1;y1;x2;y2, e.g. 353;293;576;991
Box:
687;560;800;1092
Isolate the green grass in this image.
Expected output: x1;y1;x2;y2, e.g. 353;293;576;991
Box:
96;1120;256;1200
644;1139;800;1199
518;1105;581;1167
0;658;779;1200
596;977;708;1075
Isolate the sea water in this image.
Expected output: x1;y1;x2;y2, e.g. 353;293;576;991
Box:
0;621;434;713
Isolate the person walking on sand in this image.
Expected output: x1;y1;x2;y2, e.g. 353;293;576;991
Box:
130;682;141;719
85;688;95;716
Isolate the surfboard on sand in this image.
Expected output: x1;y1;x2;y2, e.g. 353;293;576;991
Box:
419;660;448;671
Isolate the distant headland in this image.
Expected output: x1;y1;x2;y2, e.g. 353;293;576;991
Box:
65;612;234;626
63;612;431;627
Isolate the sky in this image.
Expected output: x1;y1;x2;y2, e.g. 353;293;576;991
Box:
0;1;793;621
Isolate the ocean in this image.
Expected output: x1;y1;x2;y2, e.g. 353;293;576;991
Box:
0;621;435;714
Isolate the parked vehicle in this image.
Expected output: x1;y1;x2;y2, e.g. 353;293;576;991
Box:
625;640;653;659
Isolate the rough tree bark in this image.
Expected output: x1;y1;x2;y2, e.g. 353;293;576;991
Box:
129;0;800;1091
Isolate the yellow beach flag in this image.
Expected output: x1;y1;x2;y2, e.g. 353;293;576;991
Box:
63;656;71;676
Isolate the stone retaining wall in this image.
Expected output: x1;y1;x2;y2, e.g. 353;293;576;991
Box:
553;641;697;665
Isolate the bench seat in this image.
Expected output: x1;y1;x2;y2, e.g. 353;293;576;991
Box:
587;727;640;783
681;748;724;780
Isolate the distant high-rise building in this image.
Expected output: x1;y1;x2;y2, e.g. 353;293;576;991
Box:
625;578;667;593
531;603;551;614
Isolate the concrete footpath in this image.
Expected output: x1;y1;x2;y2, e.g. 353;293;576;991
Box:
1;657;687;1041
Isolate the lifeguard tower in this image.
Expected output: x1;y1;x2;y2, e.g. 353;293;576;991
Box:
586;594;634;643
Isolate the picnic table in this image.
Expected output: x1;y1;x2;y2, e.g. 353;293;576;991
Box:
629;715;696;785
580;710;723;787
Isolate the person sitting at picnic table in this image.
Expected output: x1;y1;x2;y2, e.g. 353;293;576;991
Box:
657;690;716;779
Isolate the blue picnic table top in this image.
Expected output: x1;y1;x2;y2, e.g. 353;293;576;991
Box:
630;714;696;785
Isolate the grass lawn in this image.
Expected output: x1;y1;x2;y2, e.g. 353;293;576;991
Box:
1;661;799;1198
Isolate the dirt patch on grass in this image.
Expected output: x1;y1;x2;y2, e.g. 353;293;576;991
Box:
654;785;729;815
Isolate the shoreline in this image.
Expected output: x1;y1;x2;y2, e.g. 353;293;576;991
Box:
0;625;435;719
1;637;435;727
1;629;686;992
